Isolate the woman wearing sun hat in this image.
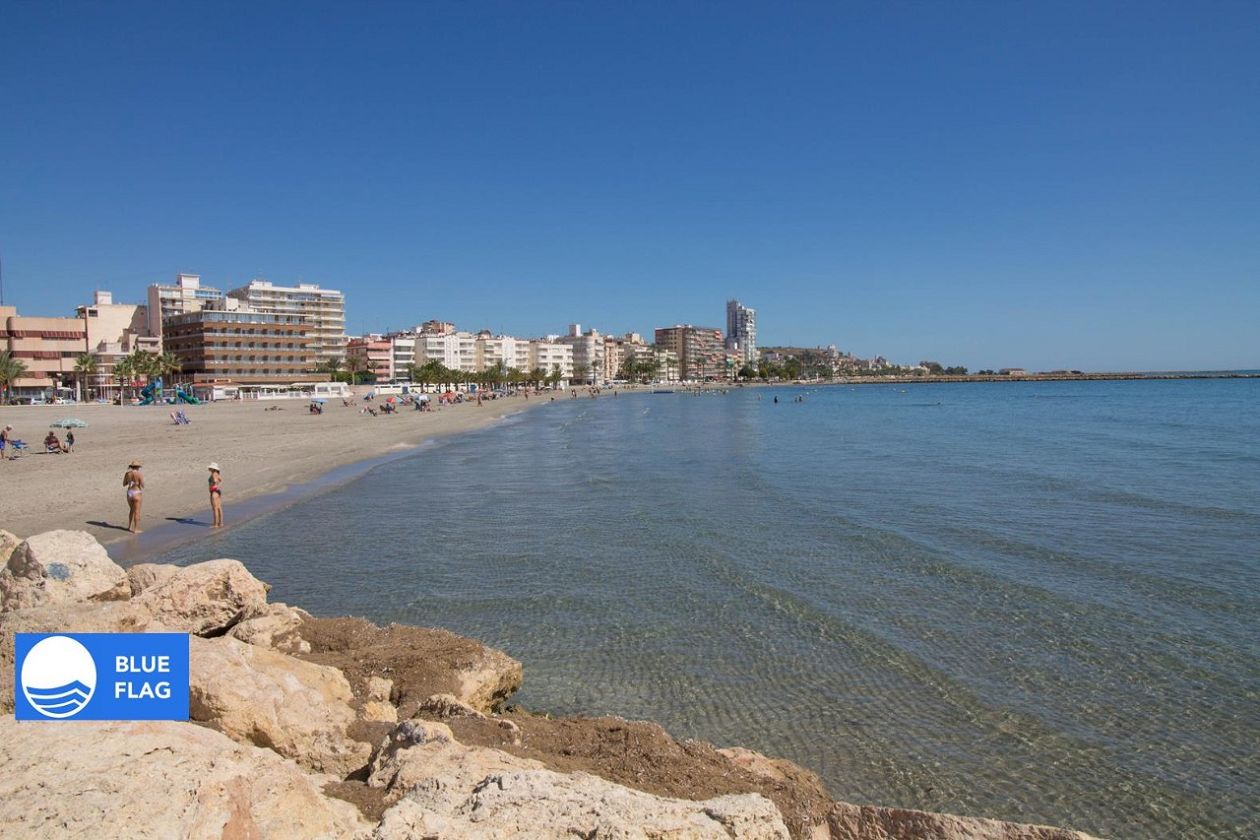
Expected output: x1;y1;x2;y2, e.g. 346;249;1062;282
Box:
207;463;223;527
123;458;144;533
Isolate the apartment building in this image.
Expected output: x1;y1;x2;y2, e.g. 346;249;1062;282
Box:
228;280;346;365
415;331;478;373
389;334;416;381
76;291;160;399
475;333;524;373
528;339;573;381
654;325;726;380
162;301;325;386
146;274;224;340
725;299;758;364
557;325;605;384
346;335;393;382
0;306;88;397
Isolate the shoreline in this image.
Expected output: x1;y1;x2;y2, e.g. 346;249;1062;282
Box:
0;392;551;552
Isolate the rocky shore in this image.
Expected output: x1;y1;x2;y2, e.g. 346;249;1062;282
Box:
0;529;1102;839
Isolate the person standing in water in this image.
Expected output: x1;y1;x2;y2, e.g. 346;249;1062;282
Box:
207;463;223;527
123;458;144;533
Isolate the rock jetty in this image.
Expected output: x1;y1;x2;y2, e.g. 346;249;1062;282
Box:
0;529;1103;839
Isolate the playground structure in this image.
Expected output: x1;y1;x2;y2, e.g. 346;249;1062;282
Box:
135;378;201;406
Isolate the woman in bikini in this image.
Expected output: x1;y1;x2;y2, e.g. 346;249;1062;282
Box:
123;458;144;533
207;463;223;527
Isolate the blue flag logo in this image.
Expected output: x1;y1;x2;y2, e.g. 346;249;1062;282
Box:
14;633;189;721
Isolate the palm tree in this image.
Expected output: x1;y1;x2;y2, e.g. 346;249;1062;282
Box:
344;354;366;387
73;353;98;403
113;357;135;402
125;348;158;382
0;350;28;404
318;356;344;376
572;363;588;385
154;351;182;382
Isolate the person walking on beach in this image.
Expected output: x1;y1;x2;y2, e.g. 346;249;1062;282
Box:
0;425;12;460
123;458;145;533
207;462;223;527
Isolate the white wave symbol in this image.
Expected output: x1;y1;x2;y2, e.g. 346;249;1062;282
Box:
25;681;93;717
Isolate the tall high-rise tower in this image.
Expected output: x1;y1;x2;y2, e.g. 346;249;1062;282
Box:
725;299;757;363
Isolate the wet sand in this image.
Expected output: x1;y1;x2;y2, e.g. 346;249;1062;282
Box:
0;392;546;545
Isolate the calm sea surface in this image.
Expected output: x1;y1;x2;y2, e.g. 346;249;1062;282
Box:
154;379;1260;839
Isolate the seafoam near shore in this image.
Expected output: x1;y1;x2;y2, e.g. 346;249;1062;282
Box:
0;392;544;545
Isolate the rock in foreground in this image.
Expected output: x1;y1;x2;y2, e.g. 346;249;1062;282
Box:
0;718;369;839
0;529;129;611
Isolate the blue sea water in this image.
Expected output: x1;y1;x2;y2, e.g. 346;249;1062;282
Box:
154;378;1260;839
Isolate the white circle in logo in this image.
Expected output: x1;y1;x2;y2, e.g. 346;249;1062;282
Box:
20;636;97;719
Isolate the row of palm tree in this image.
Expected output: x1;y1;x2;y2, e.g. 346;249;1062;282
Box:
106;349;183;401
316;356;573;390
404;360;568;390
618;356;662;383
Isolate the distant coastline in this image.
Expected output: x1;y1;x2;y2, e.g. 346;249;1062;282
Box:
765;370;1259;386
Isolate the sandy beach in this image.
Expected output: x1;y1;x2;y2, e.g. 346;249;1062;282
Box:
0;392;546;545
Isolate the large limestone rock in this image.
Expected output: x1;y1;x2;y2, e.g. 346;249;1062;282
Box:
228;601;309;652
368;719;790;839
0;529;129;611
0;529;20;567
190;635;371;777
827;802;1102;840
1;561;271;714
125;562;179;595
0;717;369;839
132;558;268;635
376;768;791;839
0;601;154;713
368;718;541;809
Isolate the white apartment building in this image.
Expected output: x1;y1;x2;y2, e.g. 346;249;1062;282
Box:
415;331;479;372
228;279;346;365
557;325;605;384
529;339;573;380
725;299;758;364
389;334;416;381
475;333;523;373
410;330;573;381
146;274;224;341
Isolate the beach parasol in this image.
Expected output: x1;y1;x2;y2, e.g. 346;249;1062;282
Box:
310;397;328;403
51;417;88;428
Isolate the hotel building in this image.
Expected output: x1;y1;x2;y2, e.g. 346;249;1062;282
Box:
162;301;325;386
228;279;346;365
146;274;224;341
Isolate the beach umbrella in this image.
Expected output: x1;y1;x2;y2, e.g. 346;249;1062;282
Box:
310;397;328;403
51;417;88;428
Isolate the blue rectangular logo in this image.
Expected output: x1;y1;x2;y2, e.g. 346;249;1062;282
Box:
14;633;189;721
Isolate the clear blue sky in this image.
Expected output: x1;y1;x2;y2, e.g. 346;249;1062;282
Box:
2;2;1257;371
